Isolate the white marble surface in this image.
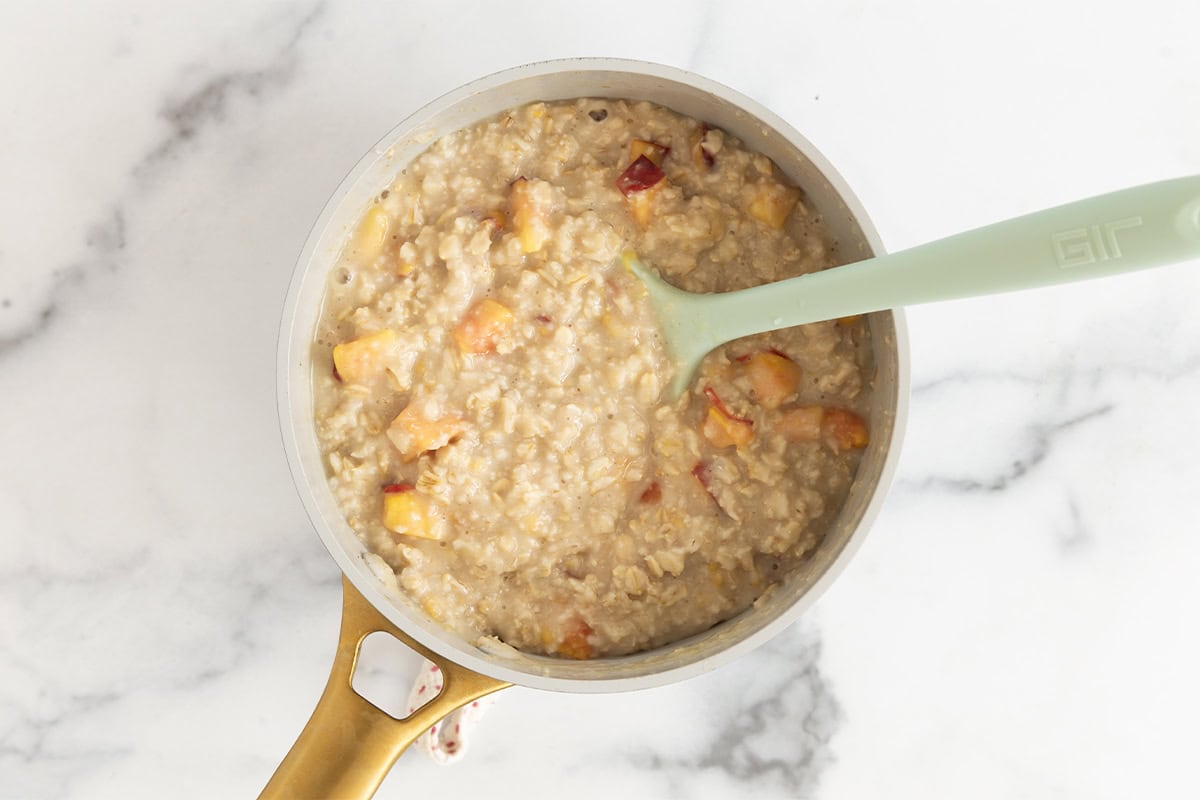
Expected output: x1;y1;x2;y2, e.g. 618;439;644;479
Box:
3;1;1199;798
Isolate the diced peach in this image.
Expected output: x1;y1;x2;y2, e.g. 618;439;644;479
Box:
616;154;667;227
746;181;800;229
703;407;755;448
822;407;869;452
331;329;397;385
704;387;751;424
745;351;801;409
381;484;440;540
775;406;825;443
351;205;390;261
690;124;716;169
557;616;594;660
639;481;662;503
616;155;665;196
626;182;661;227
774;406;869;452
386;404;464;461
510;177;551;254
453;298;514;354
701;388;754;449
630;139;669;167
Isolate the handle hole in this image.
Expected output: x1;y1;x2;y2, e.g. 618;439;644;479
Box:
351;631;431;720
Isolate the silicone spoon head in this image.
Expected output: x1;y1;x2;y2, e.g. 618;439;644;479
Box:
622;251;714;399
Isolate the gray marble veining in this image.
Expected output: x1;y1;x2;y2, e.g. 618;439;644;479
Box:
3;2;1199;799
632;630;840;798
138;2;326;177
1;2;324;360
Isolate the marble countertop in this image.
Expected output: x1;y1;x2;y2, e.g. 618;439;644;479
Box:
4;1;1199;798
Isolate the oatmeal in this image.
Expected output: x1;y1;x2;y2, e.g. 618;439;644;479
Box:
313;99;870;658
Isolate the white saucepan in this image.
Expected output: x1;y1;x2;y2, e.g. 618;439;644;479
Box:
264;58;909;799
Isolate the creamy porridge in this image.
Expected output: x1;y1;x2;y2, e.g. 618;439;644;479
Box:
313;99;871;659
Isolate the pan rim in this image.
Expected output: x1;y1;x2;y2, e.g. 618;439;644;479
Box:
276;57;910;692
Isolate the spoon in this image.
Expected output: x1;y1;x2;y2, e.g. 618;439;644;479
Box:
625;175;1200;399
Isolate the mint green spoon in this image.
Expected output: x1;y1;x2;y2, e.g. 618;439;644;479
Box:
626;175;1200;399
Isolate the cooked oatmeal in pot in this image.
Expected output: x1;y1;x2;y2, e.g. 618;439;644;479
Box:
313;98;871;658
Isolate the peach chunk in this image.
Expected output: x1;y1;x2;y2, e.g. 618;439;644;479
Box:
386;404;464;461
704;407;755;448
629;138;669;167
557;616;594;660
821;407;869;452
639;481;662;503
744;351;801;409
746;181;800;230
331;329;397;385
701;387;754;449
690;124;716;169
452;298;514;354
510;177;551;254
775;406;825;443
381;484;440;540
616;155;667;227
351;205;390;262
775;406;869;452
626;184;661;227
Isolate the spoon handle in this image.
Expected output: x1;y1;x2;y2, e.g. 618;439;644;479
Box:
706;175;1200;341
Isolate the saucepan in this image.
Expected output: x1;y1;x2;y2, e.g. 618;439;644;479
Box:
264;58;909;799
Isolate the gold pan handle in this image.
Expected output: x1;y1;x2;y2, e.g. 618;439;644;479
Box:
260;576;511;800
